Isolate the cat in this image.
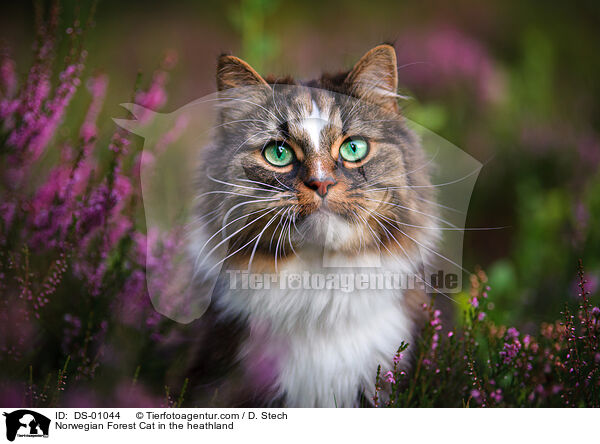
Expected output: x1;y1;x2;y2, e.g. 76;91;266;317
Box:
187;44;439;407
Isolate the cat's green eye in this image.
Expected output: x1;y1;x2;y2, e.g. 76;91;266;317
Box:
339;138;369;162
263;142;295;167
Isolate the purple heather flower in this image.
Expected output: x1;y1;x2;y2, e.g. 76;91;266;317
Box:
26;60;86;162
80;74;108;145
135;71;168;123
490;389;503;403
500;340;522;364
383;371;396;384
432;333;440;350
506;327;520;339
395;27;503;103
430;309;442;331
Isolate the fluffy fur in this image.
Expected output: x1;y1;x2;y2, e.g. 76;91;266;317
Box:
188;45;438;407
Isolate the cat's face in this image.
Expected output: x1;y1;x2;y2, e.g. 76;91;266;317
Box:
197;45;436;270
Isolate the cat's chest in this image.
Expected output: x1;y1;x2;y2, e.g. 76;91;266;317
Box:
215;256;415;407
235;286;413;407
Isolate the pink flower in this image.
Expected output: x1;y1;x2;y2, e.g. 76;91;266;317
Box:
500;340;522;364
395;27;503;103
80;74;109;145
507;327;520;339
393;353;404;364
383;371;396;384
490;389;503;403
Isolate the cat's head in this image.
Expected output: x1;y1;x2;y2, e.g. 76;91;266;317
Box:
196;44;437;271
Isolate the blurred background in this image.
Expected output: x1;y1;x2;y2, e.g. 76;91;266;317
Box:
1;0;599;405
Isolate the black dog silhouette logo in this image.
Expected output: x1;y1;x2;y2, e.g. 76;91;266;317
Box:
3;410;50;441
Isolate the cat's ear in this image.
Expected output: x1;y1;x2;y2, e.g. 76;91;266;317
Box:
216;55;269;91
344;44;399;112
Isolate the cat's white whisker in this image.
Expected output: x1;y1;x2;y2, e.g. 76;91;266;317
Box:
222;197;279;232
232;129;277;155
354;210;384;254
268;207;287;251
199;190;281;199
193;206;222;222
271;172;295;192
286;205;303;262
372;206;503;231
247;207;287;271
234;177;286;192
413;196;464;214
349;149;440;192
361;207;460;304
271;81;287;124
193;206;274;272
364;197;460;229
197;207;279;272
208;118;267;132
274;207;294;273
205;207;289;277
216;96;283;125
207;174;284;194
365;166;481;191
393;222;469;274
291;206;303;239
360;205;416;267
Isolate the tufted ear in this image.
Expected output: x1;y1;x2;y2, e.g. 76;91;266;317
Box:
216;55;269;91
344;44;400;112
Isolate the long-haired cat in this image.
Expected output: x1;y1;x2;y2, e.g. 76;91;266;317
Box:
188;44;438;407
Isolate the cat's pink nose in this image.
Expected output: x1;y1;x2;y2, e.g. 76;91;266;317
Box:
304;178;337;197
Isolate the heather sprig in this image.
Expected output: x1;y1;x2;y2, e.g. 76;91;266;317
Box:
0;4;183;407
378;263;600;407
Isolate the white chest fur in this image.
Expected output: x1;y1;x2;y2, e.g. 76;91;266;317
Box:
215;254;415;407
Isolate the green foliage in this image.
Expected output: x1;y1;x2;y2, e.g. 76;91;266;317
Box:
228;0;281;73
